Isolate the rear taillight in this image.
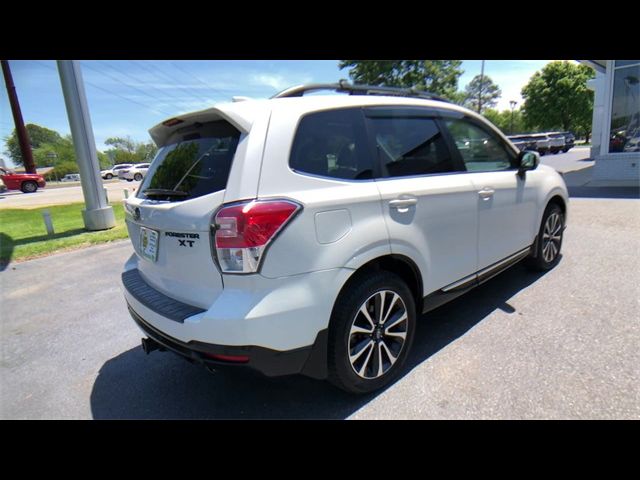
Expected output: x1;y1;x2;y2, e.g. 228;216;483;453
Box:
213;199;301;273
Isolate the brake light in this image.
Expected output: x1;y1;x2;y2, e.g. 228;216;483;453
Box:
213;199;301;273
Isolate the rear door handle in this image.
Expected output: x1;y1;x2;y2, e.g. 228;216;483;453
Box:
478;188;495;199
389;196;418;211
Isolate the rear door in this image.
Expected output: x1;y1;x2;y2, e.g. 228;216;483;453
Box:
442;117;539;270
366;107;479;295
124;120;245;309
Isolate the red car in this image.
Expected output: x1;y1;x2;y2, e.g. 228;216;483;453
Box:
0;167;46;193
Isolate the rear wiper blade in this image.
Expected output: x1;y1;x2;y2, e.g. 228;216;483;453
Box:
143;188;188;197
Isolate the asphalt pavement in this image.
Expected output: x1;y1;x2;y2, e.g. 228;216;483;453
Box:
1;195;638;419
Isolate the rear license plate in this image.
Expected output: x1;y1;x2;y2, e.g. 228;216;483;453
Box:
140;227;159;262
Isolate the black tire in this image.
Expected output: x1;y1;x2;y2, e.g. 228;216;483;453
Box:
526;203;564;271
127;179;133;182
134;173;143;181
327;271;416;394
21;181;38;193
105;173;113;179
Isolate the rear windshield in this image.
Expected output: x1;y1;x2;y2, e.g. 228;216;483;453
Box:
137;120;240;201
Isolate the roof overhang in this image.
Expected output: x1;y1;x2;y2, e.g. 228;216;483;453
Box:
579;60;607;73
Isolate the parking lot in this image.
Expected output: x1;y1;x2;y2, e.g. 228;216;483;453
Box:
1;191;638;419
0;179;139;209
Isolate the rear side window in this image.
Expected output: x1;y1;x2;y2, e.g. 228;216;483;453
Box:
368;116;456;177
138;120;240;201
290;108;373;180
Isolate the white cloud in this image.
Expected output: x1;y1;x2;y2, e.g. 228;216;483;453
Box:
251;74;290;90
250;73;313;92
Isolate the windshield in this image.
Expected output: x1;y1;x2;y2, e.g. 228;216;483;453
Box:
137;120;240;201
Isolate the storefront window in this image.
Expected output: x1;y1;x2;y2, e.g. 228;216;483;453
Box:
615;60;640;68
609;62;640;153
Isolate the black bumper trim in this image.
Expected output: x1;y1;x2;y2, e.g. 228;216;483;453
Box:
122;269;205;323
128;304;327;378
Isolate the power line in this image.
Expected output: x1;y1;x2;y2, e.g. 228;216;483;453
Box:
81;62;176;116
33;60;173;118
132;60;214;104
170;61;232;98
107;61;195;104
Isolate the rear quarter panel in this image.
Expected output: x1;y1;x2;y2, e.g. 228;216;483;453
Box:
255;105;391;278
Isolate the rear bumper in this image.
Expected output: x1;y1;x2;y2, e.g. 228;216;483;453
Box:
128;303;327;378
121;262;352;378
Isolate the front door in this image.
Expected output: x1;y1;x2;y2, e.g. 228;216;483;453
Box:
443;117;538;270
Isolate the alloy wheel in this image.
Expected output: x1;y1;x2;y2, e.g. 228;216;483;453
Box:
542;212;563;263
348;290;408;379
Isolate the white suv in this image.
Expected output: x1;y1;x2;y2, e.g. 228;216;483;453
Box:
121;82;568;394
101;164;133;180
120;163;150;182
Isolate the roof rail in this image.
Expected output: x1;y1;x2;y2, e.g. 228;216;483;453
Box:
271;79;450;103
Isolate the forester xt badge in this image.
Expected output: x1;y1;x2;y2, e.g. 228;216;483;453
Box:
166;232;200;248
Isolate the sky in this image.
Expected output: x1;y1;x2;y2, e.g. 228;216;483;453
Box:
0;59;556;168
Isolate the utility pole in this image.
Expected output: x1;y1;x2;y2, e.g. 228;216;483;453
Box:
509;100;517;135
57;60;115;231
1;60;37;174
477;60;485;114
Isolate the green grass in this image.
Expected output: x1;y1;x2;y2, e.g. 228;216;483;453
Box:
0;202;129;266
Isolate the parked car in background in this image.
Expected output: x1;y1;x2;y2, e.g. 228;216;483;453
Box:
624;134;640;152
529;134;551;156
61;173;81;182
506;135;526;151
0;167;46;193
555;132;575;152
507;135;538;152
122;82;569;394
101;164;133;179
120;163;150;182
546;133;566;154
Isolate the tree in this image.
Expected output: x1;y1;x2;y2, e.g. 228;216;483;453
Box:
447;91;468;106
104;136;157;165
463;75;502;114
4;124;63;166
105;136;136;153
338;60;464;98
483;108;526;135
521;61;594;136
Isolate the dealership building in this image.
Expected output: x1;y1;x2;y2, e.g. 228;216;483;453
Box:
581;60;640;183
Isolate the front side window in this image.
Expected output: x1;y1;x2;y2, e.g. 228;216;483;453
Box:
368;116;456;178
445;119;516;172
290;108;373;180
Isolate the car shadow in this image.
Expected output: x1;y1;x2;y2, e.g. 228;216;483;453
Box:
90;262;551;419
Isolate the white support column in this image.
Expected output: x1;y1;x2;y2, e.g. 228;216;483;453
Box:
57;60;115;231
600;61;615;157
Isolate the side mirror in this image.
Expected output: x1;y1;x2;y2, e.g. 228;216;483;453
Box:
517;150;539;179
